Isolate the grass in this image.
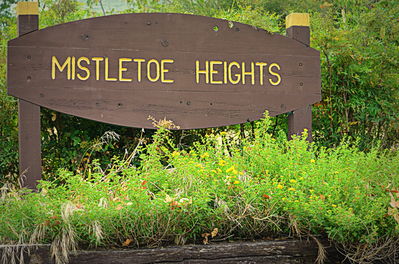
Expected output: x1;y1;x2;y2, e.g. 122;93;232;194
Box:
1;114;399;263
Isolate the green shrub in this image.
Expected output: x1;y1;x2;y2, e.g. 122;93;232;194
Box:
1;114;398;263
1;0;399;183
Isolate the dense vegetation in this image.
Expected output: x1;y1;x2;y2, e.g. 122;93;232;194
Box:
1;0;398;181
2;116;399;263
1;0;399;263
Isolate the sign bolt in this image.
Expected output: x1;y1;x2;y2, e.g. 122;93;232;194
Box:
161;40;169;47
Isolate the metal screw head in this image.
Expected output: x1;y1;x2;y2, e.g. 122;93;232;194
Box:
81;34;89;40
161;40;169;47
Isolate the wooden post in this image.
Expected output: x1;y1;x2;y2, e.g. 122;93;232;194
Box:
286;13;313;142
16;1;41;190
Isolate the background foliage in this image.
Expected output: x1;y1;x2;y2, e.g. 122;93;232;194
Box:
0;0;398;182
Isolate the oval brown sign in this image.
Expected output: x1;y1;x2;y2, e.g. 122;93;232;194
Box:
8;13;320;129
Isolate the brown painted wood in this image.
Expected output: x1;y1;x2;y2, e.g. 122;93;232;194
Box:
0;239;344;264
286;26;310;47
288;105;312;141
16;14;41;189
286;25;316;141
8;13;321;129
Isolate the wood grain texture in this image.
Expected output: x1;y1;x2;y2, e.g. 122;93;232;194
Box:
8;13;321;129
0;239;345;264
286;24;315;142
288;105;312;141
17;14;41;189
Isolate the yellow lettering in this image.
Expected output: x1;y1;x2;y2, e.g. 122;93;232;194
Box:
134;58;145;82
77;57;90;81
223;61;228;84
242;62;255;85
51;56;71;80
92;57;104;80
255;62;267;85
119;58;132;82
228;62;240;84
105;57;117;81
269;63;281;86
195;60;209;84
161;59;174;83
147;59;160;82
71;56;76;80
209;61;223;84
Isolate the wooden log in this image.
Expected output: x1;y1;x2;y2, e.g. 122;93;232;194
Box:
0;239;344;264
15;1;42;190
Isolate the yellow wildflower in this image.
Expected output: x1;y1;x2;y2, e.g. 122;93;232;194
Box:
277;184;284;189
332;204;337;208
171;151;180;157
220;131;227;136
310;159;316;163
233;180;240;185
195;164;204;169
288;187;296;191
226;166;235;173
290;179;297;183
218;160;227;166
200;152;210;159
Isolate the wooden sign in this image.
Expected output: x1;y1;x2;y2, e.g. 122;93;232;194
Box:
8;4;320;189
8;13;320;129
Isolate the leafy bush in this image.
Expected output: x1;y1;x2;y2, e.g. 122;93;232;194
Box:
1;115;398;263
1;0;399;183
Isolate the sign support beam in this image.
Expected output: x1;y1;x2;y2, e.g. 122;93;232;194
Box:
286;13;313;142
16;1;41;190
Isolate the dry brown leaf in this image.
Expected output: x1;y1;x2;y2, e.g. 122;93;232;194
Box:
388;208;399;224
122;239;133;247
201;232;210;244
389;193;399;208
211;228;218;238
